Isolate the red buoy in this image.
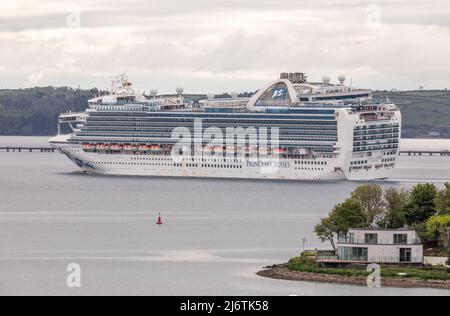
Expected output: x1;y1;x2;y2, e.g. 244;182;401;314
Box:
156;213;163;225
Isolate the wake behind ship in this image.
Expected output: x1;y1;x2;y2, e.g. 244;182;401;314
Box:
50;73;401;181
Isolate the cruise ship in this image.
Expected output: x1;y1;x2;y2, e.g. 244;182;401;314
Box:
49;73;401;181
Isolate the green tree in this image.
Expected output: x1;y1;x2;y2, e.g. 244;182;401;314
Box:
435;183;450;215
405;183;438;225
379;188;409;229
426;215;450;248
315;217;336;251
350;184;385;225
331;199;368;236
315;199;367;250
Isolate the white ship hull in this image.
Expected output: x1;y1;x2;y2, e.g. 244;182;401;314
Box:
50;137;396;181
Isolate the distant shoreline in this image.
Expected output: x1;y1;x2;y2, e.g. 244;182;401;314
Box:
257;264;450;290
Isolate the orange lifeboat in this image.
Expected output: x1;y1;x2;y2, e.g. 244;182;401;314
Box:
151;145;161;151
82;144;94;151
123;145;137;151
138;145;150;152
274;148;287;154
111;144;123;151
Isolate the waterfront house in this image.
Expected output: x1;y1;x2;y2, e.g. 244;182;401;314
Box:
334;228;424;264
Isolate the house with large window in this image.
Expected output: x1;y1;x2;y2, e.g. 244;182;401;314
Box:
334;228;424;264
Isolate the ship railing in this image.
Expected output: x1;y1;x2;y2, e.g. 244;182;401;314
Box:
59;111;85;117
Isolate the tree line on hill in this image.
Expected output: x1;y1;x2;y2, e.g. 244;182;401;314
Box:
315;183;450;256
0;87;101;136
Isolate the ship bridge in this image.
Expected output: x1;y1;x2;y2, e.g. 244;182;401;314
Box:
57;111;86;134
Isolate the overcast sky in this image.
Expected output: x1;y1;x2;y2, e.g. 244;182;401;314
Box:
0;0;449;93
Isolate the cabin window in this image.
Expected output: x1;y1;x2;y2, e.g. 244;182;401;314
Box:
394;234;408;245
364;233;378;245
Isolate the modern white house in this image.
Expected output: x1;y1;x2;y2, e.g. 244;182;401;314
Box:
335;228;424;264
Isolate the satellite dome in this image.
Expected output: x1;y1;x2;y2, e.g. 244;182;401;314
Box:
207;93;215;100
230;92;239;99
150;89;158;96
176;87;184;95
322;75;331;85
338;75;346;84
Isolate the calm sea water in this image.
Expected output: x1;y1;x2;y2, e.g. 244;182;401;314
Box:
0;136;449;296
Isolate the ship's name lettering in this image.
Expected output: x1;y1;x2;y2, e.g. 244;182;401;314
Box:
247;161;290;168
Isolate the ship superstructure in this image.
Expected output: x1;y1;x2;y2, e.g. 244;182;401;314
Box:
50;73;401;180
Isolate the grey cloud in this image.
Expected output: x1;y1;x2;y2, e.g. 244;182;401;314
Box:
0;0;449;91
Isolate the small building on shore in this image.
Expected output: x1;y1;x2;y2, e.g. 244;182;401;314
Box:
330;228;423;264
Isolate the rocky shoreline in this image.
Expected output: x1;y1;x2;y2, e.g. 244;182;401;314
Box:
257;264;450;290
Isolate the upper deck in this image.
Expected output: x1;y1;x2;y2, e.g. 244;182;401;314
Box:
80;72;397;114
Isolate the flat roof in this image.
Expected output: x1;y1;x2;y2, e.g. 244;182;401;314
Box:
349;228;416;232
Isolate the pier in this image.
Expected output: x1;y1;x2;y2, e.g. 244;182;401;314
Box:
0;147;56;153
398;150;450;157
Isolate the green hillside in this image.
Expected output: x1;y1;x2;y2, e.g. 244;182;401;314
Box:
374;90;450;137
0;87;101;136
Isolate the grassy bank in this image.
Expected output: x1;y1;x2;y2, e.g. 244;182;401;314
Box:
287;257;450;281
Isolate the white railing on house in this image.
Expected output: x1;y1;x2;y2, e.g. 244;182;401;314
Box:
337;237;422;246
316;255;424;264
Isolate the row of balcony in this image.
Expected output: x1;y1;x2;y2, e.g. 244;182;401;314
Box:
338;238;422;245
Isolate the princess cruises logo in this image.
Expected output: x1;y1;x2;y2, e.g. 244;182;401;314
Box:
272;88;287;99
